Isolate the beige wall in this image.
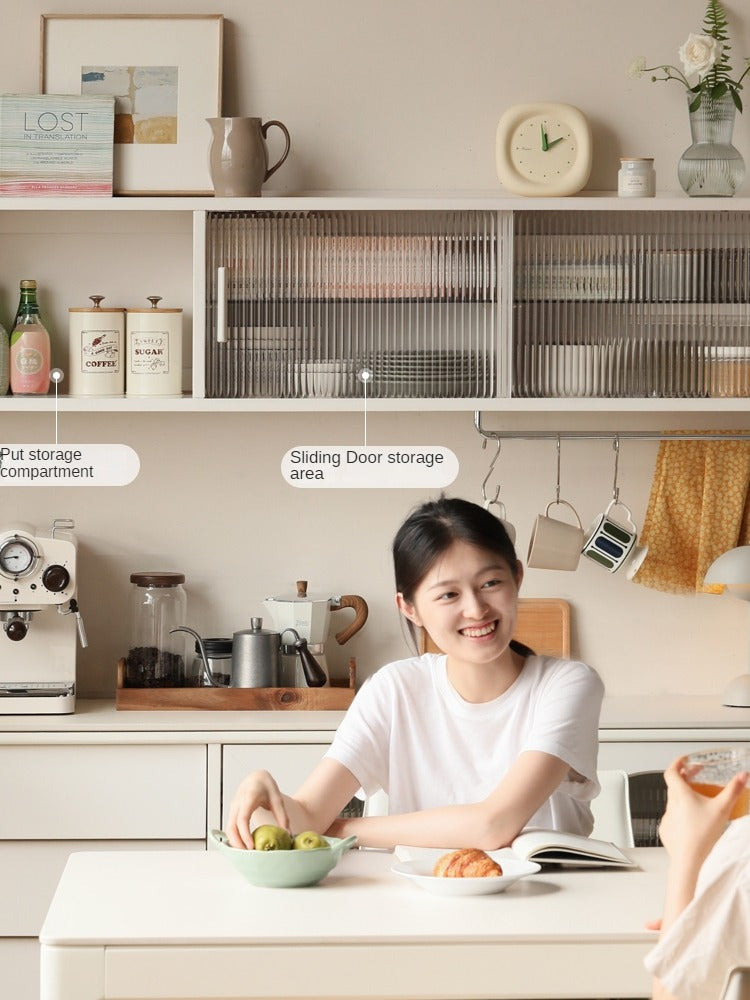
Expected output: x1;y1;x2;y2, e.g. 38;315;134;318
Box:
1;1;749;699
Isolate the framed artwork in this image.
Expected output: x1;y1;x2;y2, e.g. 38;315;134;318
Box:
40;13;224;195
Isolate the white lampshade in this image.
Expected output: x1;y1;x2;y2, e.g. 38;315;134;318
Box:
704;545;750;601
704;546;750;706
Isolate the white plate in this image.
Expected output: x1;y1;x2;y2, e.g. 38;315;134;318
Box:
391;848;540;896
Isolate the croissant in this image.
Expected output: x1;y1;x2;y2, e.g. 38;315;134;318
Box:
432;848;503;878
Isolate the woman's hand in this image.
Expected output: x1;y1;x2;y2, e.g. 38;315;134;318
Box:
658;756;748;870
649;755;749;942
226;769;290;849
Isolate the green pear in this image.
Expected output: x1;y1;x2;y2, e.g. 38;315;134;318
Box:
292;830;329;850
252;824;293;851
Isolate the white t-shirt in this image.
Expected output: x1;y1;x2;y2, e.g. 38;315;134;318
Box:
644;814;750;1000
325;653;604;835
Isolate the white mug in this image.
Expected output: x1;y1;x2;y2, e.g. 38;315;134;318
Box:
484;498;517;546
527;499;584;571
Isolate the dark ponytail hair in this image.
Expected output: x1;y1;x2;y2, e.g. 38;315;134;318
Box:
392;496;531;655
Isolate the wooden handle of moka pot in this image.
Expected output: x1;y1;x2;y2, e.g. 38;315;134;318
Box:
331;595;369;645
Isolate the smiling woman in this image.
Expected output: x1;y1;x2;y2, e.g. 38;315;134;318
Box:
226;496;604;854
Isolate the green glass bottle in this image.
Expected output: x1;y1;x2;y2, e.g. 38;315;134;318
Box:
10;279;51;396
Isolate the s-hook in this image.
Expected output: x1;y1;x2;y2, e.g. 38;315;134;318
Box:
611;435;620;504
481;436;502;507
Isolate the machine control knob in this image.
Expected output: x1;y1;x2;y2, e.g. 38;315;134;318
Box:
6;617;27;641
43;564;70;593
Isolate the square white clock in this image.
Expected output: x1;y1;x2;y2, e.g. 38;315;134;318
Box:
496;102;592;197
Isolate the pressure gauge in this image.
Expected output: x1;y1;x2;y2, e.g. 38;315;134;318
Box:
0;537;39;578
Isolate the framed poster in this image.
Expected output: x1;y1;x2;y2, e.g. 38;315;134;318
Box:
40;13;224;195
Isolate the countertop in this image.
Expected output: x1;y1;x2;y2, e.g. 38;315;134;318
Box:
1;695;749;737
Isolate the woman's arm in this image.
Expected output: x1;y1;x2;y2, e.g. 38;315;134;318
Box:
226;757;361;849
650;756;749;1000
328;749;570;850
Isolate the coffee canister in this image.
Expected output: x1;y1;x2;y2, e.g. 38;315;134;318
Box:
126;295;183;397
68;295;125;396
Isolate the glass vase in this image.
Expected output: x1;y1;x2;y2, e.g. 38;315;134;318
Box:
678;91;745;197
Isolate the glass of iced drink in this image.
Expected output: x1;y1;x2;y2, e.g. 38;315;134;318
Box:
684;748;750;819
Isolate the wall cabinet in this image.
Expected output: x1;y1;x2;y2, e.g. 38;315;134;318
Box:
1;194;750;413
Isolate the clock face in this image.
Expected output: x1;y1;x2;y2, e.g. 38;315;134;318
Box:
511;116;578;182
496;103;592;197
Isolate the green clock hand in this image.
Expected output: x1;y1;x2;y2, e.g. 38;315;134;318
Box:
546;135;564;150
540;124;548;151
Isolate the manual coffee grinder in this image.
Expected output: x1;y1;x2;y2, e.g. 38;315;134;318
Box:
263;580;368;686
0;519;87;714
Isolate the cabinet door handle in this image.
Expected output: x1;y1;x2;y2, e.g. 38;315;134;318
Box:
216;266;228;343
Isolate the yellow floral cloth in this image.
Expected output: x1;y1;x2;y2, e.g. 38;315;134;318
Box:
633;438;750;594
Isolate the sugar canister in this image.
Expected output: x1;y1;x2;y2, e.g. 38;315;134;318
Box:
68;295;125;395
126;295;183;396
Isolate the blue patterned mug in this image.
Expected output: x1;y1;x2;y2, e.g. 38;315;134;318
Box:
582;500;639;573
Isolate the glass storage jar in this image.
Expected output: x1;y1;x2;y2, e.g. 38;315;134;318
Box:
125;572;195;687
618;157;656;197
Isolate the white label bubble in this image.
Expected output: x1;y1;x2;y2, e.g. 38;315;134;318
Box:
0;444;140;486
282;446;459;489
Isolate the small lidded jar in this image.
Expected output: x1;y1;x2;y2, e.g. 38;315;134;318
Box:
125;572;192;687
618;157;656;197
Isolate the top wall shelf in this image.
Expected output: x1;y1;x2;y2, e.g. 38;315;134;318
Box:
4;192;750;212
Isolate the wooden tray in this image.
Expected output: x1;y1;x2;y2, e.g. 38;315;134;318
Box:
115;659;356;711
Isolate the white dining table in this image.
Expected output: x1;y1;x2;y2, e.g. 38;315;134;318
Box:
39;846;667;1000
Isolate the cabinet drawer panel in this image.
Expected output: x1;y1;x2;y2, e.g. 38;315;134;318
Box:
0;937;38;1000
0;745;207;839
222;744;329;827
0;839;204;936
598;739;749;772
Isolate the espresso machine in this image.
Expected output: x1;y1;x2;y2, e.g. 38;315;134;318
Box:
0;519;87;714
264;580;368;686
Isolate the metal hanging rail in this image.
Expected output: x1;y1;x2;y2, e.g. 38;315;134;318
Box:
474;411;750;442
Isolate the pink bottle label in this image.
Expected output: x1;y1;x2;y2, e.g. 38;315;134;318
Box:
11;327;50;394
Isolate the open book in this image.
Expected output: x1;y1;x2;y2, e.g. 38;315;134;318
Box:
510;829;635;867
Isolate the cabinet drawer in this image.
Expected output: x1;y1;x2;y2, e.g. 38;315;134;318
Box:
0;937;38;1000
0;745;207;839
0;839;204;936
222;743;329;827
598;739;749;772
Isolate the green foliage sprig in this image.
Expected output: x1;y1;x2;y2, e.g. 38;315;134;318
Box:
629;0;750;112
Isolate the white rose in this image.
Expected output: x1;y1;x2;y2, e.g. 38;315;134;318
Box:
679;32;722;78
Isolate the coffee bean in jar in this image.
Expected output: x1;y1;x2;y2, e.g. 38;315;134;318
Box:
125;572;197;687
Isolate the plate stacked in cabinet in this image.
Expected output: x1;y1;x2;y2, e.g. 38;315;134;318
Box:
203;210;507;399
512;210;750;399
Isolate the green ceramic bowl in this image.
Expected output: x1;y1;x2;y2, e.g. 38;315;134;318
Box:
210;830;357;888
